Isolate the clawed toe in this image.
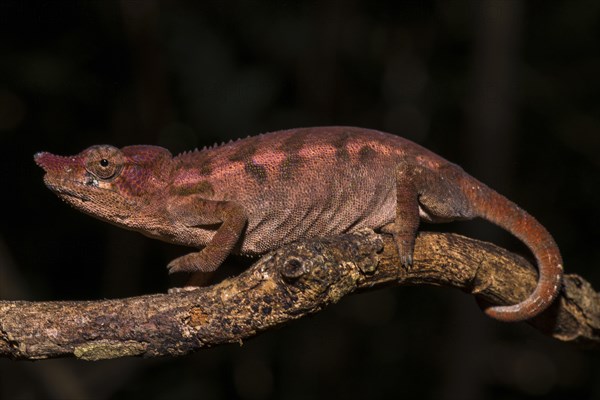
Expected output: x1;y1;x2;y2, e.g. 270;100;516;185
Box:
393;234;416;267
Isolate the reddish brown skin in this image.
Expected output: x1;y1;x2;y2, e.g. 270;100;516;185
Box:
35;126;563;322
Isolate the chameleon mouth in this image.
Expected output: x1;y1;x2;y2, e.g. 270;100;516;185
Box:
35;151;93;202
43;177;92;203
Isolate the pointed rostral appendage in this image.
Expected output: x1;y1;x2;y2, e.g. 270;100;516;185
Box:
35;127;563;321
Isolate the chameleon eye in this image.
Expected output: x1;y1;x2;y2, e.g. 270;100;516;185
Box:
85;145;124;180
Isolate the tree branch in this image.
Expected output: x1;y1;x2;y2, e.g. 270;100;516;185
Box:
1;230;598;360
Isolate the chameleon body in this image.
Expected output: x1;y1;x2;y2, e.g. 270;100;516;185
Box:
35;126;563;322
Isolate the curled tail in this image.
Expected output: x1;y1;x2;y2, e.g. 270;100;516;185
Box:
465;179;563;322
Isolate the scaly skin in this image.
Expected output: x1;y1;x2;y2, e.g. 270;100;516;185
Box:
35;126;563;322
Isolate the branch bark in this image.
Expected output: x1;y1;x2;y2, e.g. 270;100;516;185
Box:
1;230;598;360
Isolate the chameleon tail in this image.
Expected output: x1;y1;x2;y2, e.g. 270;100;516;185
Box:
466;181;563;322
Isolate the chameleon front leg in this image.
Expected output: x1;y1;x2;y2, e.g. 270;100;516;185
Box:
166;197;248;273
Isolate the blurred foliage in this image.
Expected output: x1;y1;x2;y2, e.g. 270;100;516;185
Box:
0;1;599;399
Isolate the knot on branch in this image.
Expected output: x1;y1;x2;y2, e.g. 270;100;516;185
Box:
273;229;384;302
281;257;310;280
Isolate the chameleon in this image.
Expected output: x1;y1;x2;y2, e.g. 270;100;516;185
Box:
34;126;563;322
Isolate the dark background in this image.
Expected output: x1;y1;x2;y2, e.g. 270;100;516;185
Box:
1;1;599;399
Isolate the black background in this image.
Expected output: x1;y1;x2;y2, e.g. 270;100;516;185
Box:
0;1;599;399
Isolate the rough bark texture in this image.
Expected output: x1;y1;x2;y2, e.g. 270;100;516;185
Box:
0;230;598;360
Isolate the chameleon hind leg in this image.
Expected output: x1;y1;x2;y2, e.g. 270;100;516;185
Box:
382;162;473;266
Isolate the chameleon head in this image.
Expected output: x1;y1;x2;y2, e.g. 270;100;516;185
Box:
35;144;173;225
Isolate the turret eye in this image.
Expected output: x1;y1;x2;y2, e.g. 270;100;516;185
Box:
85;145;124;180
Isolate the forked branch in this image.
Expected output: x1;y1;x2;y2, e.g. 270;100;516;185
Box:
1;230;598;360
